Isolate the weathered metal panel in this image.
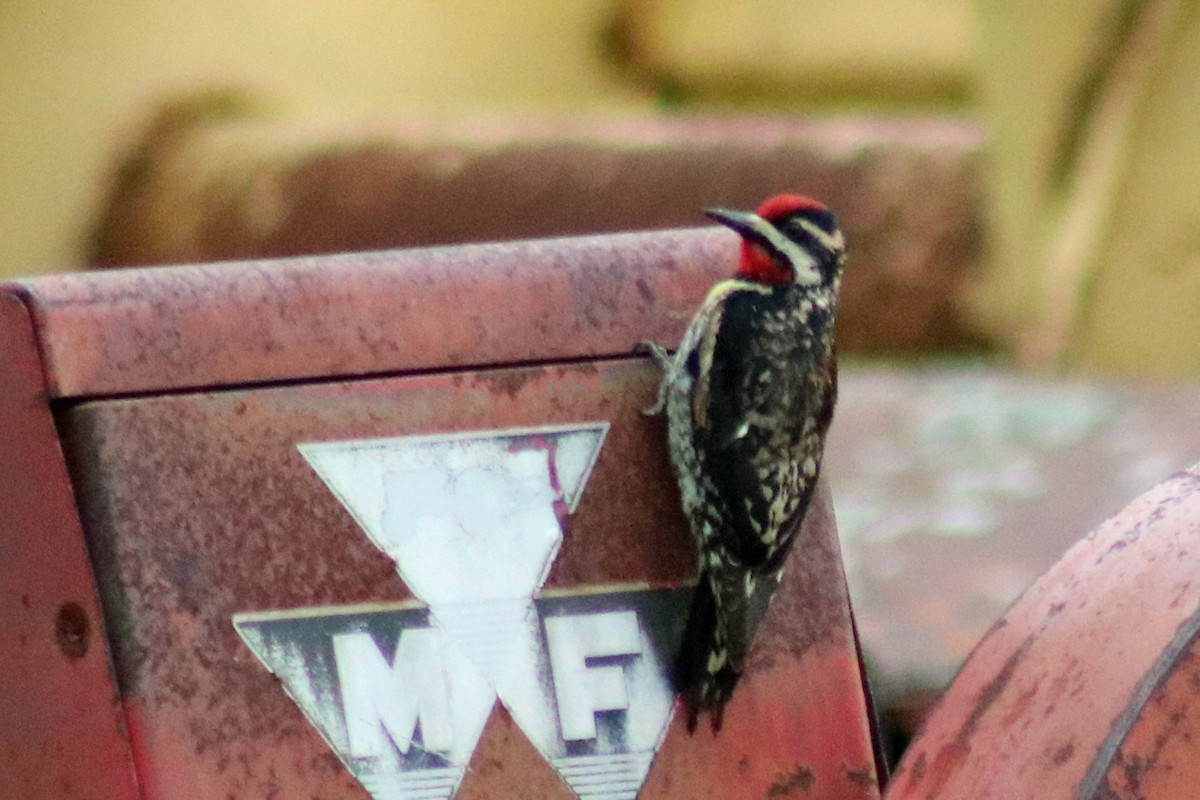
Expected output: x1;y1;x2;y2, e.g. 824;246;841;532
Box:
60;357;879;799
884;465;1200;800
1093;627;1200;799
0;292;139;799
19;229;732;399
2;227;881;797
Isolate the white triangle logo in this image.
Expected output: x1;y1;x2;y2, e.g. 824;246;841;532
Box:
236;422;682;800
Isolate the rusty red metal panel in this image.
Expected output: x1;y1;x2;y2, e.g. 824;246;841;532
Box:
5;228;881;797
884;465;1200;800
0;292;139;799
59;357;879;799
1096;628;1200;799
17;228;733;399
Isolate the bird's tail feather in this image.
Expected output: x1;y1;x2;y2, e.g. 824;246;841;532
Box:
673;565;786;732
673;571;738;731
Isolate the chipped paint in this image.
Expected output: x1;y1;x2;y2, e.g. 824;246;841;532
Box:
886;464;1200;799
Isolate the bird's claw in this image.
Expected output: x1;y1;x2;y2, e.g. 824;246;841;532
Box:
635;339;674;368
636;340;673;416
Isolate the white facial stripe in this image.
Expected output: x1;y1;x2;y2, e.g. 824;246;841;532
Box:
745;216;822;286
795;218;845;253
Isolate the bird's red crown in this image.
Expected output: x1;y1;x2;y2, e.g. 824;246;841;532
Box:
754;193;826;222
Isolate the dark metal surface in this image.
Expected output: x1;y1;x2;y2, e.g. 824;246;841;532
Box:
0;293;138;799
884;464;1200;799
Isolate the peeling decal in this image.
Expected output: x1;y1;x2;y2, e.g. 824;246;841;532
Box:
234;423;687;800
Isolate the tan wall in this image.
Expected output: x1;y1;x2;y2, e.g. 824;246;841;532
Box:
0;1;974;280
0;1;647;278
974;1;1200;375
5;2;1197;376
621;0;974;106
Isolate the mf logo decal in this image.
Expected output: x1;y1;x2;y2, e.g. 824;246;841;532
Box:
233;423;688;800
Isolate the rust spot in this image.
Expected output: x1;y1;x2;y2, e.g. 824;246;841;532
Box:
909;751;926;783
635;276;655;303
844;764;875;787
1120;752;1152;795
959;633;1035;743
766;764;815;797
1001;676;1041;727
739;756;752;773
20;593;30;609
475;365;548;399
55;602;91;659
1050;741;1075;766
916;637;1036;797
1169;580;1192;608
924;742;970;796
916;634;1035;794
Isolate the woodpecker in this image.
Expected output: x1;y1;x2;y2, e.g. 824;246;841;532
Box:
643;194;845;731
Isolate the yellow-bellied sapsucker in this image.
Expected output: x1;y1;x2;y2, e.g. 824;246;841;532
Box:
643;194;845;730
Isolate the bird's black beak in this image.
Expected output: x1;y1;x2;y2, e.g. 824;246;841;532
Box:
705;207;784;261
704;208;766;241
706;206;824;286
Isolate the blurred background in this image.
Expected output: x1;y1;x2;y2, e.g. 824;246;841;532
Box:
3;0;1199;764
4;1;1198;374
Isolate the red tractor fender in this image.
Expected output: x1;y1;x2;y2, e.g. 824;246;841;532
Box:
886;463;1200;799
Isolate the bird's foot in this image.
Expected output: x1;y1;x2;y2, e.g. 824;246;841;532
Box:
635;340;673;416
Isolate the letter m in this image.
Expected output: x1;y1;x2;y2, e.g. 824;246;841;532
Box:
332;628;453;757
